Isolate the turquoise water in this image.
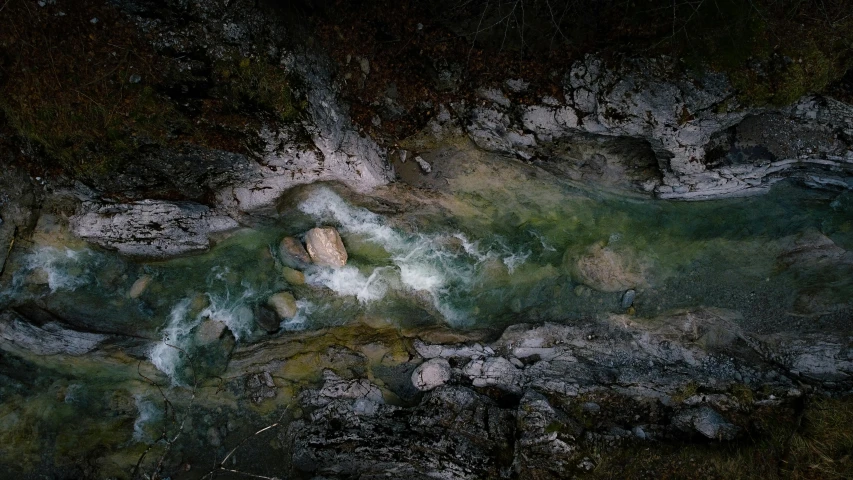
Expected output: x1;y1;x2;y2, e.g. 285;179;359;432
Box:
5;182;853;365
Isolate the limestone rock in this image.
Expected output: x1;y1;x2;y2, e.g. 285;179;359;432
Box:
70;200;238;258
304;227;347;267
267;291;298;320
411;358;451;391
463;356;524;394
278;237;312;269
571;243;644;292
0;311;106;356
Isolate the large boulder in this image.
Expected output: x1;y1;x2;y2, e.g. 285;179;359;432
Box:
70;200;238;258
304;226;347;267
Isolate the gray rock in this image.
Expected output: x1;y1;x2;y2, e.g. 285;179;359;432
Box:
414;155;432;174
621;289;636;309
127;275;153;299
70;200;238;258
463;356;524;394
308;370;384;407
411;358;451;391
288;385;513;479
304;226;347;268
0;311;106;356
245;371;276;403
514;390;579;476
461;55;853;200
673;406;739;440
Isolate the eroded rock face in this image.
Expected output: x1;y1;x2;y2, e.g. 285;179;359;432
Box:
304;226;347;267
288;383;514;479
0;311;106;356
70;200;238;258
462;55;853;199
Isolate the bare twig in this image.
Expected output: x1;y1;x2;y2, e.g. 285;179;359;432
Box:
132;343;199;480
0;226;17;280
203;407;290;480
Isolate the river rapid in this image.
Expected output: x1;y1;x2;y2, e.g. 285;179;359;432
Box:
1;142;851;478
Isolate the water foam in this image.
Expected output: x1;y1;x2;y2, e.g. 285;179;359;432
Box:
149;298;197;383
13;247;97;293
149;274;261;383
198;285;258;342
281;298;316;331
298;188;529;325
132;394;161;442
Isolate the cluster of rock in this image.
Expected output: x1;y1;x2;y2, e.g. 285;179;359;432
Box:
281;308;852;478
460;56;853;199
255;226;348;333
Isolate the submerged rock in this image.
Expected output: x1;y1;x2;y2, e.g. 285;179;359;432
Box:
411;358;451;391
621;289;636;309
194;319;227;345
304;226;347;268
571;243;644;292
282;266;306;285
278;236;312;269
127;275;153;299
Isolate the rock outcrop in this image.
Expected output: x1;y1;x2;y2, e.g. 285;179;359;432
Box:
463;55;853;199
70;200;239;257
110;0;393;214
281;307;852;478
0;311;106;356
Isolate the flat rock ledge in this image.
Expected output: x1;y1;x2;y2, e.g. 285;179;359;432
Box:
70;200;239;258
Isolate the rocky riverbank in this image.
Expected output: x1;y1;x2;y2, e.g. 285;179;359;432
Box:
0;1;852;479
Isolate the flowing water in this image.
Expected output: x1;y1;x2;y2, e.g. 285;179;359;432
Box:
1;149;852;477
